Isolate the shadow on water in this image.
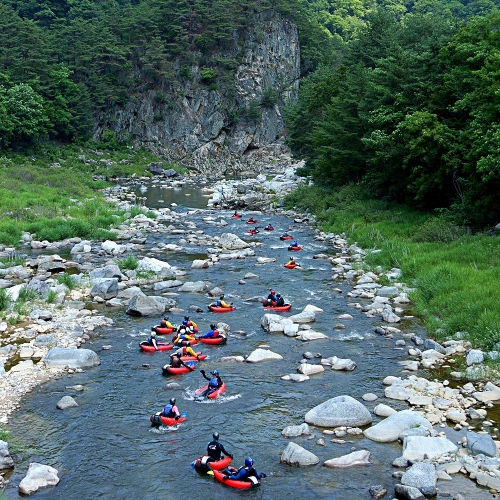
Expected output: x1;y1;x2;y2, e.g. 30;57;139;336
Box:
4;188;494;500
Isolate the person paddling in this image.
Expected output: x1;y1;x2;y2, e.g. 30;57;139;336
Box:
199;369;223;397
207;432;233;463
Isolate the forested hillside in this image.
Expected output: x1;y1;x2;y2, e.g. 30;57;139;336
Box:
286;1;500;228
0;0;328;150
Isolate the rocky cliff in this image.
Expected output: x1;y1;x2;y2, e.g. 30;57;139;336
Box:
93;10;300;173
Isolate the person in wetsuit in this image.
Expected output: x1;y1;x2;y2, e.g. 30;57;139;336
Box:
206;432;233;463
223;457;266;483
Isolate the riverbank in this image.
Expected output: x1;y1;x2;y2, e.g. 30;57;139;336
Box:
0;170;499;499
284;183;500;359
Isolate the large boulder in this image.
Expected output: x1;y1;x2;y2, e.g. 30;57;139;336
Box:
364;410;432;443
0;440;14;469
305;395;372;427
323;450;371;468
401;463;437;497
44;348;100;369
18;463;60;495
90;278;118;299
126;295;166;316
467;432;498;457
178;281;210;293
246;349;283;363
402;436;458;461
89;265;122;282
394;485;425;500
219;233;249;250
280;442;319;466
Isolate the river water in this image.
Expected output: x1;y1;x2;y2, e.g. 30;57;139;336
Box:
4;186;491;499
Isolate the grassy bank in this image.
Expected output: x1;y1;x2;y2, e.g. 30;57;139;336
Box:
284;184;500;352
0;145;182;246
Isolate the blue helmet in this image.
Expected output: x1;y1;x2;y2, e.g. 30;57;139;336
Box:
245;457;254;467
211;370;219;376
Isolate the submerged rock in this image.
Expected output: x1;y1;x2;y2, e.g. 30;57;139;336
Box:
364;410;431;443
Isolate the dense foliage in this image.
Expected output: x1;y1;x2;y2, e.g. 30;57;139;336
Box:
0;0;330;150
286;5;500;228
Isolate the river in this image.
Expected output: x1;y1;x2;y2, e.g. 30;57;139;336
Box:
3;185;491;499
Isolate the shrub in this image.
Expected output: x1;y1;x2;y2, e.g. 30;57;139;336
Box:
17;286;39;303
0;289;9;310
117;255;138;271
261;88;278;108
57;273;77;290
412;217;467;243
46;290;58;304
200;67;218;84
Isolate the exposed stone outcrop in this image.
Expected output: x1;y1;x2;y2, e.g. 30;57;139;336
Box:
94;11;300;174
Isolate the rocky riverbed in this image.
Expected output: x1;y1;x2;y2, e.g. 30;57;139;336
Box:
0;166;499;498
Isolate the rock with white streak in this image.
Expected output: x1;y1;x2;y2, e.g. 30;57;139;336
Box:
323;450;371;468
18;463;60;495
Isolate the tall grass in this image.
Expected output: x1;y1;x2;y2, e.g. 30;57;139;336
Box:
284;184;500;351
56;274;78;290
117;255;138;271
0;289;9;310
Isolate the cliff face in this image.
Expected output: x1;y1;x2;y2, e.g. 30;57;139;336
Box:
93;11;300;172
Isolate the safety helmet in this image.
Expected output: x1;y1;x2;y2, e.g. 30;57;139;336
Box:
271;290;275;294
210;324;216;329
245;457;254;467
164;316;169;320
220;295;224;299
213;432;219;440
276;294;281;298
184;316;189;321
211;370;219;376
170;398;176;405
182;320;188;325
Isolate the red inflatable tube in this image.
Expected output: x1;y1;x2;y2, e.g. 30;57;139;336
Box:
263;304;292;311
140;342;173;352
180;354;207;361
264;227;274;231
153;326;174;334
280;235;293;240
162;361;197;375
284;263;297;269
208;306;236;313
150;414;186;426
192;455;232;471
213;469;260;489
246;220;259;224
288;246;302;251
198;336;227;345
247;229;259;235
194;382;226;399
231;214;242;219
173;339;198;346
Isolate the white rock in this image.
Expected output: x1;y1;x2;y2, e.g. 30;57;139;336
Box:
297;364;325;376
246;348;283;363
323;450;371;468
402;436;458;461
18;463;60;495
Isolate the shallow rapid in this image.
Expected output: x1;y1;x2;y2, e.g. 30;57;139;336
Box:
4;186;491;499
